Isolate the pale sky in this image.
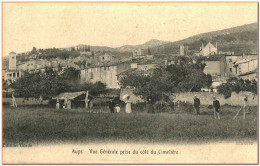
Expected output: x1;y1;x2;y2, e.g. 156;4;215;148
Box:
3;2;258;56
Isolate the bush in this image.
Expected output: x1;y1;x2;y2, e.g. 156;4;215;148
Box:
217;78;257;98
92;98;110;107
153;101;174;113
132;102;146;112
176;101;194;113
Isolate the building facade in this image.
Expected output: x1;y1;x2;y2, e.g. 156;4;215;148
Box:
9;52;17;70
80;62;132;89
133;49;146;57
224;54;257;77
204;61;225;77
200;42;218;56
3;52;23;83
180;45;189;56
233;58;257;80
99;53;113;62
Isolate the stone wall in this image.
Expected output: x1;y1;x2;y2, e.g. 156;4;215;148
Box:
119;89;257;106
3;97;48;106
174;91;257;106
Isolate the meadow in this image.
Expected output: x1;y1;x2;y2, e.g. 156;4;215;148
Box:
3;105;257;145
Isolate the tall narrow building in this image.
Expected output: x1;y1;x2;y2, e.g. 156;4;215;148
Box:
9;52;16;70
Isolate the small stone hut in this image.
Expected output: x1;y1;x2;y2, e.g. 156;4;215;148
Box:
52;91;94;109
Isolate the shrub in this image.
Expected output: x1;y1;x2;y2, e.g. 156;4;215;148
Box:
176;101;194;113
153;101;174;113
132;102;146;112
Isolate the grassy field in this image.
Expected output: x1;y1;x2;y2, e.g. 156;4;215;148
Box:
3;105;257;145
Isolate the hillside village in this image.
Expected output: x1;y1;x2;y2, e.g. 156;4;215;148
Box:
2;3;259;156
3;23;258;107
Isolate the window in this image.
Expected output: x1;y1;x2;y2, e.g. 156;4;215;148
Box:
229;59;232;63
9;74;12;77
229;68;232;72
102;57;105;60
17;72;19;77
107;66;110;70
13;73;16;77
104;67;106;70
238;67;242;74
90;72;93;79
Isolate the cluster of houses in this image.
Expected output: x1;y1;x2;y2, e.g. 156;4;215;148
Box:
200;42;257;91
3;42;257;95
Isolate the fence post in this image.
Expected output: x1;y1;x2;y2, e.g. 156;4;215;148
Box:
85;91;89;110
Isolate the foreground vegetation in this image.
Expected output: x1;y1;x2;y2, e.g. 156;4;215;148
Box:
3;105;257;145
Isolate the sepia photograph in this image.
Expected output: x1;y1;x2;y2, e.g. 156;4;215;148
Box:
1;1;258;164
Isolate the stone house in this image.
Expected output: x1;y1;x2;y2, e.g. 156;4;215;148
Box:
3;52;23;83
200;42;218;56
233;58;257;80
80;61;132;89
99;53;113;62
225;54;257;77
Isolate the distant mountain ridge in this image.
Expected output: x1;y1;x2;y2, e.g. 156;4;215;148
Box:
115;39;169;52
4;22;257;66
62;23;257;55
149;23;257;55
62;39;169;53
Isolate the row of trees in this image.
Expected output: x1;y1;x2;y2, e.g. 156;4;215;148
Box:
217;77;257;98
9;67;106;99
119;61;212;102
17;48;81;62
37;48;81;60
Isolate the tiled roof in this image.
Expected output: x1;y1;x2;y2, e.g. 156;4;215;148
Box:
117;68;138;76
52;91;93;100
117;68;155;76
234;58;257;65
84;61;131;69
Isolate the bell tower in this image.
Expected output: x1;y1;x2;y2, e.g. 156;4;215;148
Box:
9;52;16;70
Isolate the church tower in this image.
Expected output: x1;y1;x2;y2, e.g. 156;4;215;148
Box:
9;52;16;70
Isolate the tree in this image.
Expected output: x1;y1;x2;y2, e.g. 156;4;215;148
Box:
10;67;79;99
78;81;107;96
9;67;107;100
31;47;37;54
217;77;257;98
205;74;213;90
119;61;212;102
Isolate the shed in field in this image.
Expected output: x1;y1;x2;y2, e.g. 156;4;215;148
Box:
52;91;94;109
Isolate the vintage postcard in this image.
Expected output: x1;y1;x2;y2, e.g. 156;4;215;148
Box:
1;1;258;164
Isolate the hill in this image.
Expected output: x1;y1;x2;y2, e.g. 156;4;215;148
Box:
115;39;169;52
3;23;257;69
61;39;168;53
149;23;257;55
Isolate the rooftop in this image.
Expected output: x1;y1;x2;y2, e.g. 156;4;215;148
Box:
224;53;257;57
234;58;257;65
117;68;155;76
52;91;94;100
84;61;131;69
